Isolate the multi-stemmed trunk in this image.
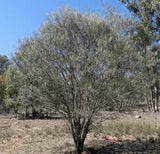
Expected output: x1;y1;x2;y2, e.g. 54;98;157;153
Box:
74;137;85;154
69;116;91;154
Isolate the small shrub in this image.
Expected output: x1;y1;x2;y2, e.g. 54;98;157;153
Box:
24;124;30;129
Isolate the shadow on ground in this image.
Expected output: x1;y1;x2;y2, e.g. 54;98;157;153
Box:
66;139;160;154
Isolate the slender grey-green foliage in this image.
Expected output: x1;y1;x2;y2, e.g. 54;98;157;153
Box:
9;8;138;153
120;0;160;112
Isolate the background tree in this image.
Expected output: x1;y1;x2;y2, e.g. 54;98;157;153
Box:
4;65;24;114
120;0;160;112
102;10;142;112
0;55;9;111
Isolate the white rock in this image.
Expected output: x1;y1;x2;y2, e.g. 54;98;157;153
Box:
135;115;142;119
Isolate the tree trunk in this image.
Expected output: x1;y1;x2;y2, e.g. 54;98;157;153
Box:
25;106;29;117
145;93;151;111
151;86;159;112
155;86;159;111
74;138;85;154
72;124;86;154
70;118;90;154
152;90;156;112
31;105;37;117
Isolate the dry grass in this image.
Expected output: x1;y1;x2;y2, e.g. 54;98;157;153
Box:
0;111;160;153
0;116;73;154
92;121;157;139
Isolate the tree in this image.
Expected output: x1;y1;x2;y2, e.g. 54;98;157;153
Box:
0;55;9;75
0;55;9;111
4;62;44;117
4;65;23;114
103;10;142;111
12;8;137;153
120;0;160;112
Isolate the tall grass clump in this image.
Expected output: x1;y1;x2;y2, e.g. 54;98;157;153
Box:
93;121;157;139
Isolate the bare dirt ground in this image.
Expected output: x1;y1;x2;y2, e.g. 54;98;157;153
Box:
0;111;160;154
